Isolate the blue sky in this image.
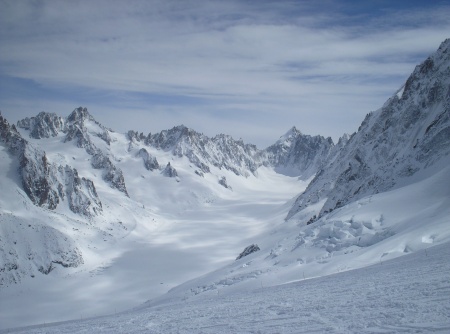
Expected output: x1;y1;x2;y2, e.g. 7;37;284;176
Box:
1;0;449;147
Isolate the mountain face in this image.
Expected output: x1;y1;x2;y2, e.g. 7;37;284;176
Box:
130;125;262;177
1;112;102;217
287;38;450;220
0;114;90;285
17;107;128;197
264;126;336;178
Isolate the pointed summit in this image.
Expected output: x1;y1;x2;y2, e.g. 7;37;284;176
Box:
67;107;94;125
265;127;334;179
276;126;302;145
16;111;65;139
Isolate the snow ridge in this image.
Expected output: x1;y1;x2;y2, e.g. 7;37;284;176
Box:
287;38;450;220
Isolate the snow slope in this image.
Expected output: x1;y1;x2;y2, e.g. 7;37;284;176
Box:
157;164;450;299
288;38;450;219
3;239;450;333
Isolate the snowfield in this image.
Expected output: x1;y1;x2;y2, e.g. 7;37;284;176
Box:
2;240;450;333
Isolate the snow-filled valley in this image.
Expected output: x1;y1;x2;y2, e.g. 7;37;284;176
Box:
1;39;450;333
0;119;309;329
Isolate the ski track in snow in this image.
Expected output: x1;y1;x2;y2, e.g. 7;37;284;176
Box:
3;241;450;333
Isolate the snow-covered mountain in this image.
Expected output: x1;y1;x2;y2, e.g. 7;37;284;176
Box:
0;104;330;306
1;39;449;332
264;126;339;179
287;38;450;220
17;107;128;197
128;123;335;179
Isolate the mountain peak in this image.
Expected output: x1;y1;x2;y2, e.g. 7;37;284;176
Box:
284;126;301;137
67;107;93;125
276;126;302;145
287;38;450;220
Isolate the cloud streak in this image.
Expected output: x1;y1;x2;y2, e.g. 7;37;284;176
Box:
1;0;449;147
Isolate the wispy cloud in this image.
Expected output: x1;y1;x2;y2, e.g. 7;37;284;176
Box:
1;0;449;147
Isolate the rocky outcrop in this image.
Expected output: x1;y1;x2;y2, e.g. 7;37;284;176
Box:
137;148;160;171
20;146;61;210
218;176;231;190
162;162;178;178
236;244;260;260
0;111;27;154
17;112;65;139
59;165;103;217
91;152;129;196
64;108;128;195
211;134;260;176
64;123;97;154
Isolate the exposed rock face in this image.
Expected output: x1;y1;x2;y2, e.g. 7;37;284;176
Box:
0;112;27;155
63;107;111;151
1;112;102;217
162;162;178;178
20;145;60;210
212;134;260;176
139;124;333;178
64;123;97;154
218;176;231;190
59;165;103;217
17;112;64;139
264;127;335;179
144;125;262;176
91;152;129;196
1;113;59;209
65;108;128;195
236;244;260;260
17;107;129;197
137;148;160;171
287;39;450;220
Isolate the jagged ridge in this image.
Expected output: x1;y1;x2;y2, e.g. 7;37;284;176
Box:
1;112;103;217
128;124;336;179
17;107;128;197
287;38;450;220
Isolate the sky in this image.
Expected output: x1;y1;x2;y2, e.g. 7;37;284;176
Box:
0;0;449;148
